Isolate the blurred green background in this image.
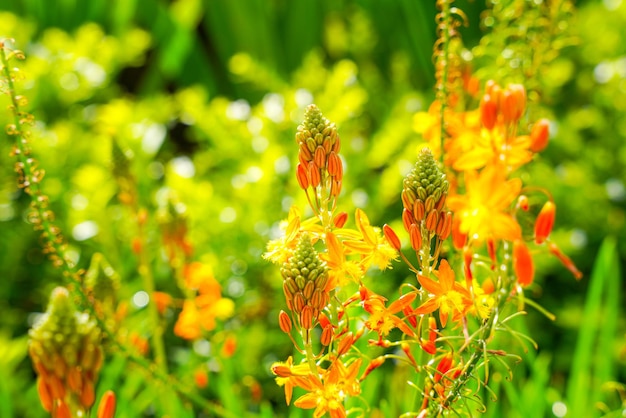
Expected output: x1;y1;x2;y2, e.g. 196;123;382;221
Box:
0;0;624;417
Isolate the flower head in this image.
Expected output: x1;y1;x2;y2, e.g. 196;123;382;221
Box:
292;359;362;418
361;286;416;342
342;209;398;271
415;259;473;327
447;166;522;244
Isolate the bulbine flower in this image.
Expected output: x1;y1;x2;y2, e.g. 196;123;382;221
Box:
447;165;522;244
414;259;473;327
29;287;104;415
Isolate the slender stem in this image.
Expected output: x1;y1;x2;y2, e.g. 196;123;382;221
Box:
302;329;319;375
437;0;452;164
136;215;169;373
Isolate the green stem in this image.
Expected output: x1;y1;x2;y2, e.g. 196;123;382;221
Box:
302;329;318;375
136;219;169;373
437;0;452;164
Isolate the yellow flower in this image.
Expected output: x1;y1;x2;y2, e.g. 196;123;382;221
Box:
264;206;323;265
342;209;398;271
320;231;364;288
447;166;522;243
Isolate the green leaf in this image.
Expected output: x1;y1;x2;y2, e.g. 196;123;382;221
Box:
566;237;621;418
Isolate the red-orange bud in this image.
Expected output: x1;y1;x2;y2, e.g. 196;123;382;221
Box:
383;224;402;251
402;208;415;233
425;209;438;232
97;390;117;418
530;118;550;152
333;211;348;228
327;151;342;177
278;310;291;334
308;162;321;188
81;379;96;408
513;240;535;286
534;201;556;244
413;200;426;222
480;94;498;130
320;325;333;346
55;400;71;418
299;305;314;330
435;353;454;383
501;84;526;124
37;378;53;412
296;163;309;190
409;223;422;251
314;146;326;169
299;143;313;161
451;216;467;250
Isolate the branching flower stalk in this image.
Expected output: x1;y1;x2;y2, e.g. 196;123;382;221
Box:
0;42;80;283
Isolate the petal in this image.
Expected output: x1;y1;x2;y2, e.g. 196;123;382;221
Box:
294;393;318;409
388;292;417;314
416;274;443;295
435;259;455;292
355;208;377;246
414;299;440;316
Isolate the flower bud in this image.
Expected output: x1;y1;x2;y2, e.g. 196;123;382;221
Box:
480;94;498;130
333;211;348;228
513;240;535;286
296;163;309;190
534;201;556;244
320;325;333;346
530;118;550;152
278;310;292;333
383;224;401;251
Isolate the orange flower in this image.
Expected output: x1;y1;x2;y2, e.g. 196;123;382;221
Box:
174;265;234;340
414;259;473;327
293;359;362;418
264;206;324;265
271;356;315;405
447;166;522;244
174;300;202;340
184;262;220;295
361;286;416;342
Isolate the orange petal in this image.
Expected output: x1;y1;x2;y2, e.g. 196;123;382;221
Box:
513;240;535;286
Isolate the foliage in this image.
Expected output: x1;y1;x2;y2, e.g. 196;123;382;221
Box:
0;0;624;417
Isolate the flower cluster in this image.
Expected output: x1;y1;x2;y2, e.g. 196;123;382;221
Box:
28;287;115;418
267;92;580;416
